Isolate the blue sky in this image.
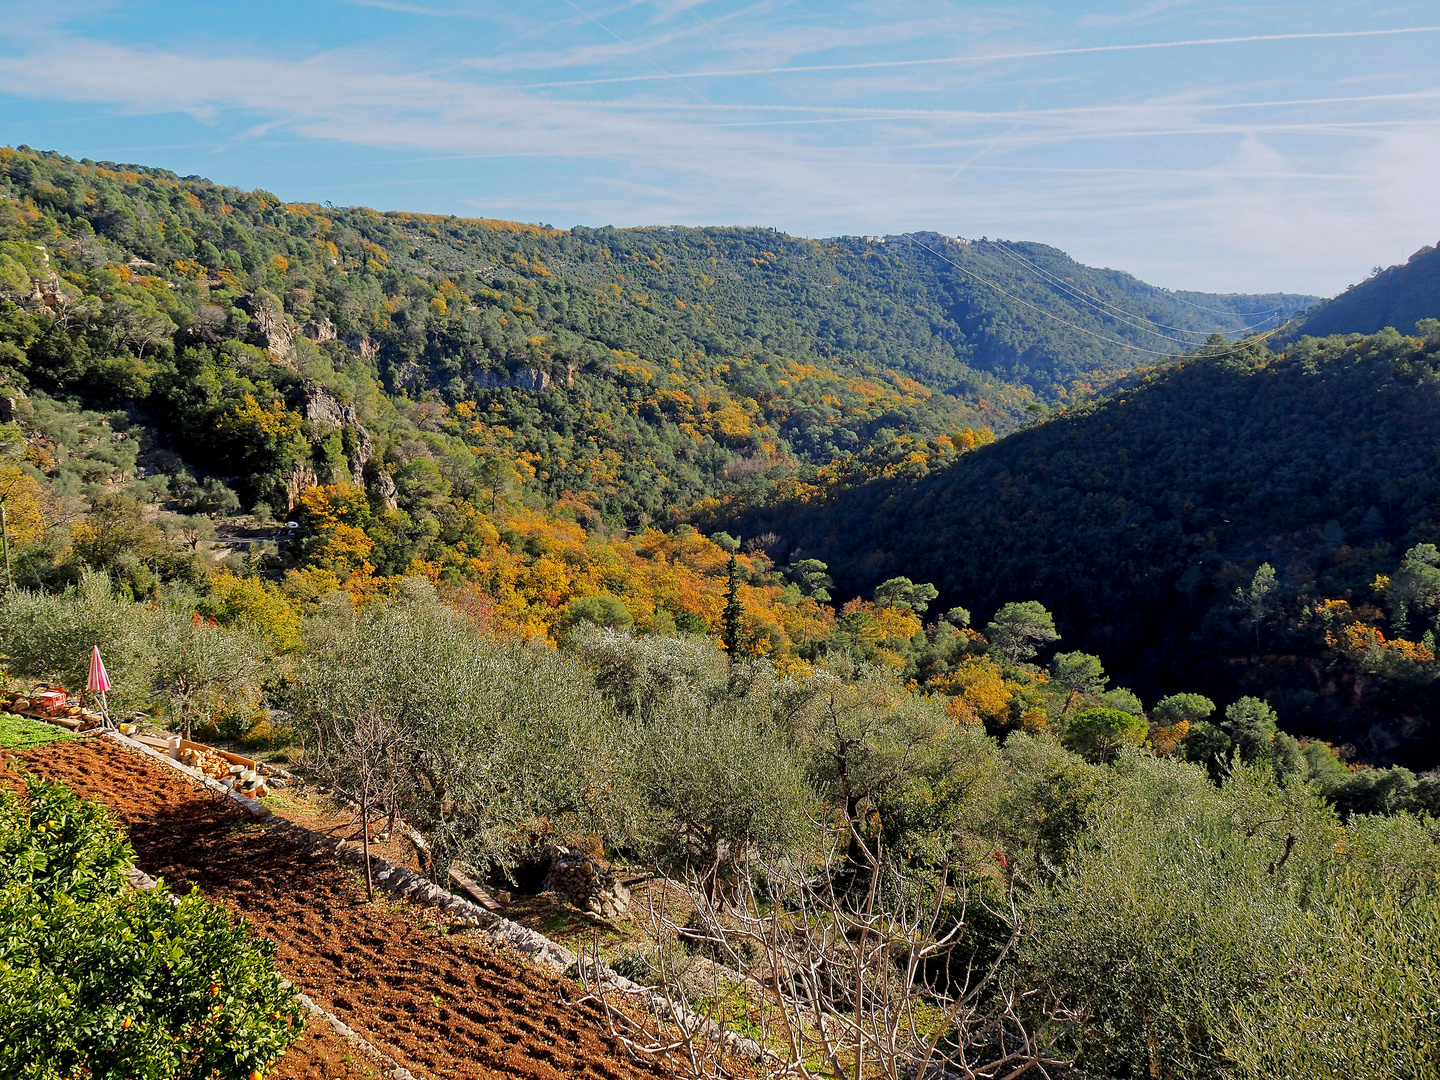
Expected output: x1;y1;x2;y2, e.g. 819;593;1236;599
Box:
0;1;1437;295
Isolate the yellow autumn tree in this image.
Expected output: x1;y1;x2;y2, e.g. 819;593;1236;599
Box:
203;572;304;652
934;658;1016;727
0;464;50;554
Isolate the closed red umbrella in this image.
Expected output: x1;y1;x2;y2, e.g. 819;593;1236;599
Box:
86;646;111;694
87;646;112;726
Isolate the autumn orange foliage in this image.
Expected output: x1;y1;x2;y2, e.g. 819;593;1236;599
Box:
284;483;835;657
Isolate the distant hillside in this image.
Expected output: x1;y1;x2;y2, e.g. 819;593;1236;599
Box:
1280;242;1440;341
724;326;1440;767
0;145;1313;526
0;148;1311;403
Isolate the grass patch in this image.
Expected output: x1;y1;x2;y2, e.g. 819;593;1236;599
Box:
0;713;75;751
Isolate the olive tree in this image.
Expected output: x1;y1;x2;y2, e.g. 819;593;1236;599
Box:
0;571;157;713
1216;813;1440;1079
1019;753;1339;1080
150;602;268;741
790;666;1005;868
289;590;631;881
571;628;819;892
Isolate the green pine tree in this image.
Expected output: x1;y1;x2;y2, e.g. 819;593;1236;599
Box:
722;556;744;657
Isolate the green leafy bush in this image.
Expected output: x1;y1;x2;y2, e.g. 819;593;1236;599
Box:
564;593;634;631
1062;707;1149;763
1018;753;1440;1080
0;772;133;902
0;774;304;1079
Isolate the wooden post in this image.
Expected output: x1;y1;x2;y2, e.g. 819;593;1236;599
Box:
360;764;374;902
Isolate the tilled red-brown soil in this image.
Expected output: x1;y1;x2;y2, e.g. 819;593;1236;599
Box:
271;1025;386;1079
16;738;674;1080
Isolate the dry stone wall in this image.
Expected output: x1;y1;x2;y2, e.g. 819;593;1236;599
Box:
109;730;766;1065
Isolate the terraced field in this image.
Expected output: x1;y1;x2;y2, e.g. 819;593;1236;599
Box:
14;737;677;1080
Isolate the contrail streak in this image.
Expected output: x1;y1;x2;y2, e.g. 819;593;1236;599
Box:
560;0;713;104
583;88;1440;117
511;25;1440;88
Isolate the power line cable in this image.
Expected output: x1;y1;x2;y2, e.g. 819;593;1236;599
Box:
990;243;1233;342
992;240;1281;334
988;240;1282;339
899;234;1277;361
1153;288;1295;318
900;234;1188;357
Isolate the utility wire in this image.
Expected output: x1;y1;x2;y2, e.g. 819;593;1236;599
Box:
989;240;1282;340
899;234;1277;360
990;242;1230;343
900;234;1188;357
1153;288;1293;318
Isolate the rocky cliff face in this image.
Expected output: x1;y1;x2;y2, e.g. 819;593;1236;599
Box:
243;290;295;363
283;459;319;511
473;365;553;392
304;386;374;487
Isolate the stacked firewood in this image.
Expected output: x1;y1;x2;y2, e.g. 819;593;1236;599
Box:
176;745;287;797
2;691;104;730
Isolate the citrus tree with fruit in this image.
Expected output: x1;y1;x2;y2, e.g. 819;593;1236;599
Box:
0;773;304;1079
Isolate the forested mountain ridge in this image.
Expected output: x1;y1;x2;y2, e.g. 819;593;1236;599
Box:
1278;240;1440;342
0;144;1314;527
1;151;1311;389
0;146;992;528
716;325;1440;767
8;141;1399;739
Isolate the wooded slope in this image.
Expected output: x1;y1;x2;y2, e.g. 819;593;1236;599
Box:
729;327;1440;765
1279;242;1440;342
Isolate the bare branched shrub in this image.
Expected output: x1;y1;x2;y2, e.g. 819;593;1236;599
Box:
574;883;766;1080
743;532;783;557
579;826;1075;1080
303;695;403;900
576;941;748;1080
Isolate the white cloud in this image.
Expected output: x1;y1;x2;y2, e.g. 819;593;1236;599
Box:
1;6;1437;295
1077;0;1206;30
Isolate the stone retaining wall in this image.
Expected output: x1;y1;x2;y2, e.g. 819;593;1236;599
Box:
109;729;767;1065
